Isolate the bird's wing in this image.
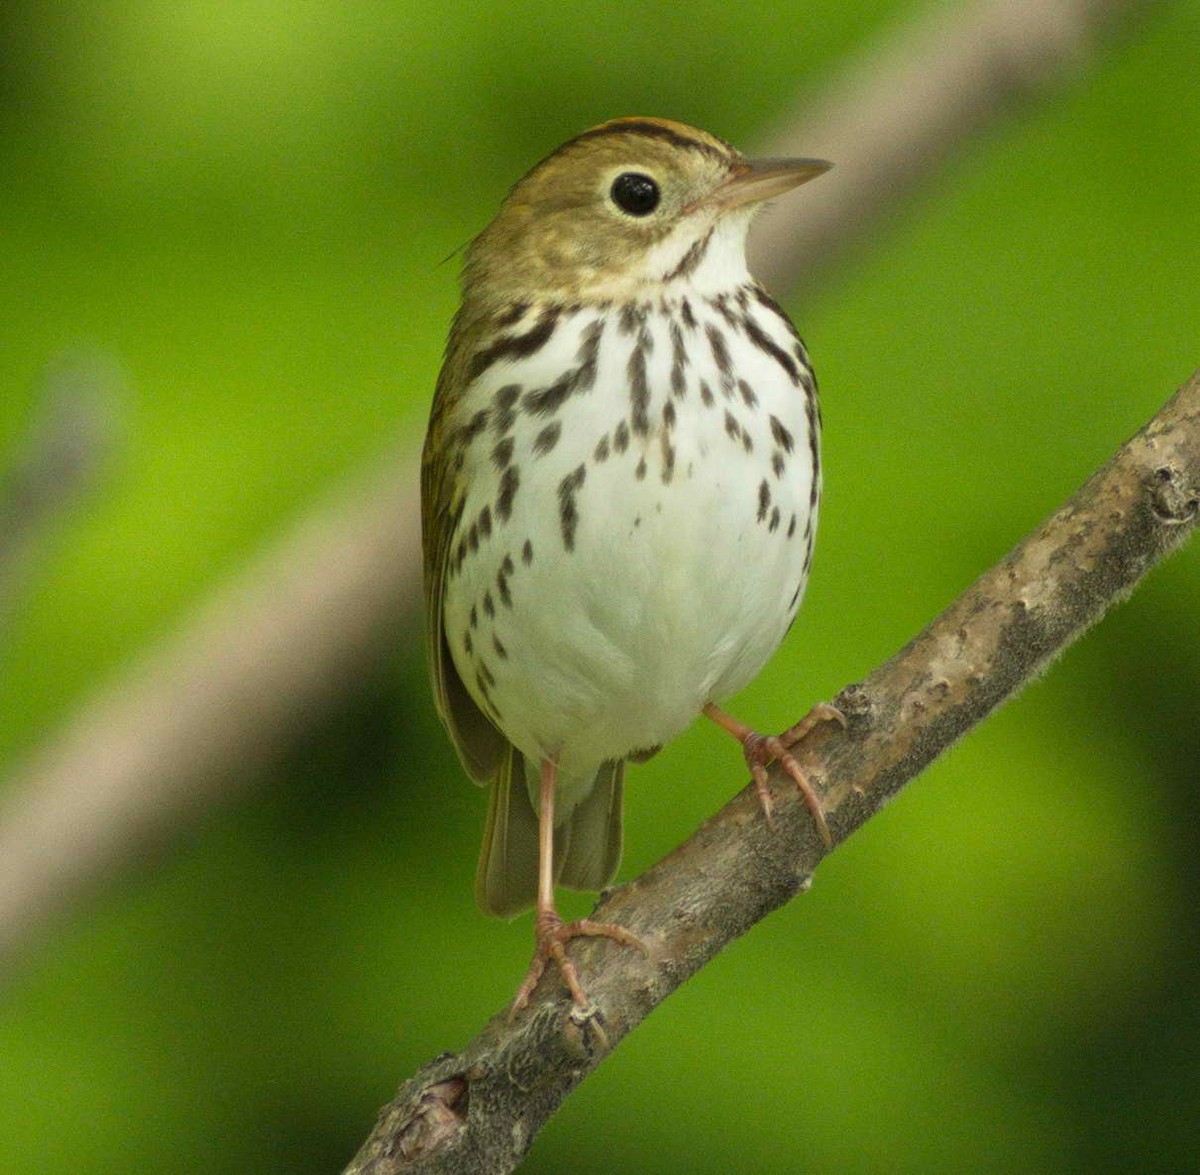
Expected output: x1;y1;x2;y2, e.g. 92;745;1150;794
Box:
421;359;509;787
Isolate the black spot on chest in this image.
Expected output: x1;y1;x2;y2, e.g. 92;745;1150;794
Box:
558;464;587;551
470;307;561;381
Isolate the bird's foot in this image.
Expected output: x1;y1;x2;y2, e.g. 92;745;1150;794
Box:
509;906;646;1018
704;702;846;847
777;702;847;753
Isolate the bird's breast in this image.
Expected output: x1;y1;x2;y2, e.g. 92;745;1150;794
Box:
441;287;821;777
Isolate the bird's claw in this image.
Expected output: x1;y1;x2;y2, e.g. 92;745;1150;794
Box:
509;908;646;1018
714;701;845;848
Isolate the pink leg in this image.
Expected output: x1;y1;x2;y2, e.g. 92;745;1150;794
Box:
704;702;845;847
509;757;645;1016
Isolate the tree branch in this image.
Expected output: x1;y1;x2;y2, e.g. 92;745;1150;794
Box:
0;0;1155;974
342;369;1199;1174
0;460;421;968
750;0;1154;293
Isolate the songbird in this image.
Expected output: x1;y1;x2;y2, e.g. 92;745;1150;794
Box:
422;117;836;1012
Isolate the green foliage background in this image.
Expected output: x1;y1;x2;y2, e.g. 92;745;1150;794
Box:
1;2;1198;1171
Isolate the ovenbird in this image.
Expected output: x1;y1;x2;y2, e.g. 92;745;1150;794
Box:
422;117;836;1012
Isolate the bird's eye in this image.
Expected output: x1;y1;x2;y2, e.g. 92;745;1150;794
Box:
610;172;661;217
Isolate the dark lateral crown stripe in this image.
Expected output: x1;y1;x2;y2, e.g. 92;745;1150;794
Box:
572;120;731;163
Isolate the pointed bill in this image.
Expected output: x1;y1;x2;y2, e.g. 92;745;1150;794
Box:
709;157;832;211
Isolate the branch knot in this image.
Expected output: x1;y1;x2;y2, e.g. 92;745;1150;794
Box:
1148;465;1199;525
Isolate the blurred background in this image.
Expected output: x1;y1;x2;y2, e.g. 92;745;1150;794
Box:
1;1;1198;1172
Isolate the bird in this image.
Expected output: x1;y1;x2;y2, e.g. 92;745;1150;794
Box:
421;117;837;1013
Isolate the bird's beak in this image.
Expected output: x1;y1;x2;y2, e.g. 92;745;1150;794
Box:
708;157;832;211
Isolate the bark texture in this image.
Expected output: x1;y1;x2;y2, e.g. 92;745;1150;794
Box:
342;372;1199;1173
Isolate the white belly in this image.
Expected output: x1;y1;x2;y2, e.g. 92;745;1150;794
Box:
441;292;819;787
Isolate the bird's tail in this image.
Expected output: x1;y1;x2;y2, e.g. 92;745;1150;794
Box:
475;747;625;917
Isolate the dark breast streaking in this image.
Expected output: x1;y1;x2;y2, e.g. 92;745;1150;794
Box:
442;280;820;803
421;116;835;1011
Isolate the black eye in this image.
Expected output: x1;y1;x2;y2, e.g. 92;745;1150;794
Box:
610;172;661;216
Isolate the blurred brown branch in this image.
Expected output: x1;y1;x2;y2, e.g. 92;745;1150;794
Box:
0;0;1155;972
343;371;1200;1175
750;0;1155;292
0;461;420;968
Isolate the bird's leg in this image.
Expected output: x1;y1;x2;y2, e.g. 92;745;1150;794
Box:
703;702;846;847
509;757;646;1017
